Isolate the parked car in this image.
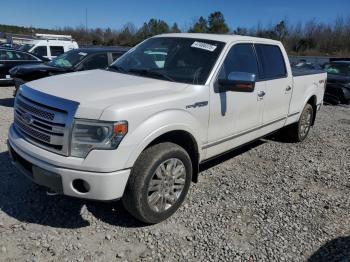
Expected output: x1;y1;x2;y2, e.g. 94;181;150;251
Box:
0;48;48;85
10;47;127;95
19;34;79;60
8;33;326;224
323;61;350;104
0;43;22;49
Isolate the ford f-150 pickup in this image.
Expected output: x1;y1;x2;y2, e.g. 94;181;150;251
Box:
8;33;326;223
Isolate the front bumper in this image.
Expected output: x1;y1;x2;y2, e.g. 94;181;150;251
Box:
8;135;130;201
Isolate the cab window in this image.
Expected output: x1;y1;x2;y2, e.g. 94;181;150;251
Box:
218;44;259;80
50;46;64;57
32;46;48;57
255;44;287;79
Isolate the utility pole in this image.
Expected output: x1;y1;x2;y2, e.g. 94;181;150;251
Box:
85;7;89;44
85;8;88;32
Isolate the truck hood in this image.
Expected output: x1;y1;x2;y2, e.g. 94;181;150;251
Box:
26;69;188;119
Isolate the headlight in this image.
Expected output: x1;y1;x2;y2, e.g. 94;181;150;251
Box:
70;119;128;158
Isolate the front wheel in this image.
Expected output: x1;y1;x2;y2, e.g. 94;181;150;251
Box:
122;142;192;224
285;103;314;142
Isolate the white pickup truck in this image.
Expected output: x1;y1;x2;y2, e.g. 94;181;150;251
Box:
8;33;326;223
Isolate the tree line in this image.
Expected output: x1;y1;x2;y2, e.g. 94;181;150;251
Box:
1;11;350;56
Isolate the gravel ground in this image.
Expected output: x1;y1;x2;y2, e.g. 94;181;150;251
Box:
0;85;349;262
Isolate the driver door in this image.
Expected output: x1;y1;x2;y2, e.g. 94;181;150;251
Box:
206;43;264;158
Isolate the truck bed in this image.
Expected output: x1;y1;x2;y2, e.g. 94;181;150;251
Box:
292;68;325;77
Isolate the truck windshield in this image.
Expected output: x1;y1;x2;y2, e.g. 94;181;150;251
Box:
325;63;350;76
110;37;225;84
48;50;88;69
19;44;34;52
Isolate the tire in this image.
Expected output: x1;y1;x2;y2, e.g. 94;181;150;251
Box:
122;142;192;224
285;103;314;142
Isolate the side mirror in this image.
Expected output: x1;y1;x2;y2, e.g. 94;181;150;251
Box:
218;72;256;92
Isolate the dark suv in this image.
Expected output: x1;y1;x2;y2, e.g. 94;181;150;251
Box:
10;47;127;95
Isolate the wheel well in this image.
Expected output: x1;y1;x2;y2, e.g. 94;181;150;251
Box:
147;130;200;183
307;95;317;126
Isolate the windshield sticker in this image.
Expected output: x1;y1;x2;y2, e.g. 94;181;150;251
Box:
191;41;217;52
78;52;88;56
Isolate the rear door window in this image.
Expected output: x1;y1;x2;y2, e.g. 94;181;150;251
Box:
32;46;48;57
255;44;287;79
50;46;64;57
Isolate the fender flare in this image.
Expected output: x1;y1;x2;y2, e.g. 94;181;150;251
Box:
124;110;204;168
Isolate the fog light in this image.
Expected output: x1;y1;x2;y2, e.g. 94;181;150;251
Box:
72;179;90;193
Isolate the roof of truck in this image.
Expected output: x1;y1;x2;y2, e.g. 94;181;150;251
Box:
76;47;128;53
156;33;282;45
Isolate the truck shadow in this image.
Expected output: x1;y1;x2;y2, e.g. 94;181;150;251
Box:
0;150;144;229
308;236;350;262
0;140;265;229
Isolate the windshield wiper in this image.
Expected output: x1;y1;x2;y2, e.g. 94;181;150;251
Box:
128;69;175;82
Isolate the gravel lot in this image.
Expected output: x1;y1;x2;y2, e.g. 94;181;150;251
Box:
0;85;349;262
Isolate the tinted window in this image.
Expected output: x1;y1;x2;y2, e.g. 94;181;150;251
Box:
112;52;123;61
255;44;286;79
83;53;108;70
325;62;350;76
20;52;38;61
0;50;28;60
50;46;64;57
48;50;88;69
219;44;259;79
32;46;47;57
0;50;7;60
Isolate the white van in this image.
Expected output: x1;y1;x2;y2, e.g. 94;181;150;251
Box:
19;34;79;60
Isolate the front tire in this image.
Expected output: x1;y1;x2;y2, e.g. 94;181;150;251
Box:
285;103;314;142
122;142;192;224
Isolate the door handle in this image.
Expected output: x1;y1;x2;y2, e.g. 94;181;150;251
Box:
286;86;292;91
257;91;266;97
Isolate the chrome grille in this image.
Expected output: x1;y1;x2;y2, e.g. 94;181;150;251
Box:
14;117;51;143
16;99;55;121
13;86;79;155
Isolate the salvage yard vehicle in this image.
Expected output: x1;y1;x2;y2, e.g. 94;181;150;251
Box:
7;33;326;224
323;61;350;104
19;34;79;60
10;47;127;96
0;48;48;85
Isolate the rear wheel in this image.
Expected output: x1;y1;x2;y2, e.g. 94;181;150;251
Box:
122;142;192;224
285;103;314;142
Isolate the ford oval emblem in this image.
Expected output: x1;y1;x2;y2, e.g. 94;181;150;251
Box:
22;113;34;125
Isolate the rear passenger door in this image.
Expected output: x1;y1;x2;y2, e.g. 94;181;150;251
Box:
255;44;292;131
